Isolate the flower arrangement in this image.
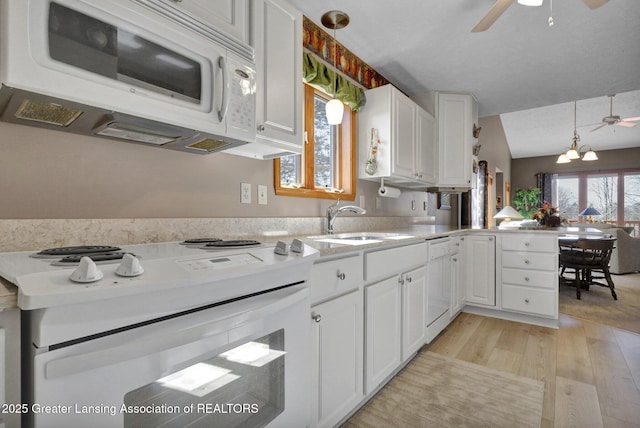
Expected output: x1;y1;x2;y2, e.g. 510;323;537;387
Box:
532;201;564;227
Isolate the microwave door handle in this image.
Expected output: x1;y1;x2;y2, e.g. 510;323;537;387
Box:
217;56;230;122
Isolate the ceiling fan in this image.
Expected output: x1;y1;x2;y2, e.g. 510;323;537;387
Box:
472;0;608;33
587;94;640;132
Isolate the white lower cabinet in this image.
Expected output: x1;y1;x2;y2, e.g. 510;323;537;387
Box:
365;275;402;395
401;266;427;361
499;233;558;319
450;237;465;318
0;309;20;428
465;234;496;306
311;290;363;428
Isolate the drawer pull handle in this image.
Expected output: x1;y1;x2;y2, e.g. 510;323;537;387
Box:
525;277;530;282
524;299;530;304
337;272;346;280
312;314;322;323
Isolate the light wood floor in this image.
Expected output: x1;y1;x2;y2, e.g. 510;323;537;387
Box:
427;312;640;428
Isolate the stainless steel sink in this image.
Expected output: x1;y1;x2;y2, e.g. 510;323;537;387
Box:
308;232;414;246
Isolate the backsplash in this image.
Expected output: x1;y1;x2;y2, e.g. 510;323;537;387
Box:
0;216;435;252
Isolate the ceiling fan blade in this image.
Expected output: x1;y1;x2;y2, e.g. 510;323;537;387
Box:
581;0;609;9
622;116;640;122
590;123;607;132
616;121;637;128
471;0;515;33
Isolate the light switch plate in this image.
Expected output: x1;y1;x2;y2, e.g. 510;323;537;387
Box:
241;183;251;204
258;185;268;205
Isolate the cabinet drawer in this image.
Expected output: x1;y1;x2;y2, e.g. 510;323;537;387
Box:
310;254;363;305
502;284;557;318
365;243;427;282
501;252;557;271
502;268;556;289
501;234;557;253
428;238;451;260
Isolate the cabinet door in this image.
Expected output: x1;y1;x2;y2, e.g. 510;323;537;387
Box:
450;237;465;317
465;235;496;306
391;91;416;179
365;276;402;395
402;266;427;361
311;291;363;428
253;0;303;151
415;107;436;185
437;93;472;187
159;0;249;44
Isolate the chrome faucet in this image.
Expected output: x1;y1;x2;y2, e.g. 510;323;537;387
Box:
326;199;366;234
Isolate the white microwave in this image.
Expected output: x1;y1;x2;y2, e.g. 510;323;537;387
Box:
0;0;256;154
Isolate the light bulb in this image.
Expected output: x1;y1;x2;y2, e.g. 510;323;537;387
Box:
326;98;344;125
566;149;580;159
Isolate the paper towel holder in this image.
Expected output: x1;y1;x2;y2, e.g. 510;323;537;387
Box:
378;178;402;198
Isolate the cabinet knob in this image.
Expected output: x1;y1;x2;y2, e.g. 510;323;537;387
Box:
407;276;412;283
337;271;346;280
525;242;530;247
312;313;322;323
524;277;530;282
524;299;530;304
524;259;530;265
399;278;405;286
171;0;183;2
452;257;458;262
257;124;265;132
488;237;493;241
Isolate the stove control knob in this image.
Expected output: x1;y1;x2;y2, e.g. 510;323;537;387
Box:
274;241;289;255
70;256;104;283
115;253;144;277
290;239;305;254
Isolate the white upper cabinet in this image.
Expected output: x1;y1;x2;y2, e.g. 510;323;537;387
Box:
436;92;478;188
413;91;478;190
154;0;250;45
359;85;436;187
226;0;303;159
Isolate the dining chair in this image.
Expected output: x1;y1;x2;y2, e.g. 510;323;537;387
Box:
558;238;617;300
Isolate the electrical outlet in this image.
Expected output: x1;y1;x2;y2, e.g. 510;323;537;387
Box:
241;183;251;204
258;184;268;205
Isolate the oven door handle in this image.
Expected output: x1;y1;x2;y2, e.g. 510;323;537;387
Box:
44;285;308;380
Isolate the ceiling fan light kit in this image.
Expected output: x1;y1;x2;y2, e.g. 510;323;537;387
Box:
556;101;599;164
517;0;543;6
472;0;609;32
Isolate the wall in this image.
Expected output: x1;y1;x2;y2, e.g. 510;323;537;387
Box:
476;115;512;221
0;121;449;222
510;147;640;192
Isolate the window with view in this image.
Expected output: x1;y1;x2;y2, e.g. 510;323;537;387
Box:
552;169;640;235
274;84;355;200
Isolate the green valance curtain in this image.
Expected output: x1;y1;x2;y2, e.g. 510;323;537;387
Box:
302;51;366;112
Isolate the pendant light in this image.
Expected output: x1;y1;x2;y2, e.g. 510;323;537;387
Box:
321;10;349;125
556;101;598;164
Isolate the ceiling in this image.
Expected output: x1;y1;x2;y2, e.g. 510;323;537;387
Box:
287;0;640;159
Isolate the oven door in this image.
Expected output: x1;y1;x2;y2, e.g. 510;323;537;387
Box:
28;284;310;428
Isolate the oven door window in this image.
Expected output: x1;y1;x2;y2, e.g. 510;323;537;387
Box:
47;2;202;104
123;329;285;427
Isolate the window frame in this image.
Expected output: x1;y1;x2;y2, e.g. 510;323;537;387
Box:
274;84;356;201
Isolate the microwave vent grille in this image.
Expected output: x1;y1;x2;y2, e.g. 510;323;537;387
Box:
15;99;83;127
187;138;230;152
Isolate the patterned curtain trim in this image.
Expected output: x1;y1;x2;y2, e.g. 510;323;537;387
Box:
303;51;367;112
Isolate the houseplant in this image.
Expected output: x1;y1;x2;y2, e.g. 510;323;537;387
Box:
512;187;541;218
